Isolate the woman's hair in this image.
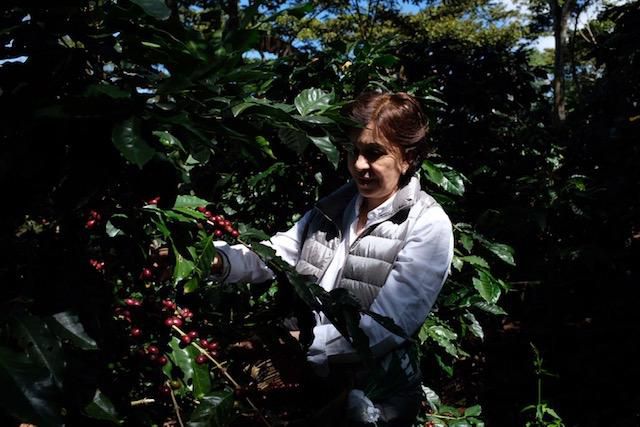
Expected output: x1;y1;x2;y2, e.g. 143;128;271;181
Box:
343;91;430;187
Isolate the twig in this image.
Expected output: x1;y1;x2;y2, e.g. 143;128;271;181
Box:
168;383;185;427
131;398;156;406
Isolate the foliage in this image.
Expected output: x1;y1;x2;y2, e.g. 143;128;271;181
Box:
521;344;566;427
2;0;637;425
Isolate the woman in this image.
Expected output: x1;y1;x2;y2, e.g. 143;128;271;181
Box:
212;92;453;426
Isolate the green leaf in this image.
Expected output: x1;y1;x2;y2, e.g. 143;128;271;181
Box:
294;88;334;116
482;241;516;266
422;385;441;411
105;221;123;237
237;226;270;243
153;131;185;152
84;389;120;423
463;312;484;340
452;255;463;272
187;390;233;427
364;310;412;340
308;135;339;169
473;301;507;315
460;255;489;268
195;234;216;278
472;271;501;304
11;314;64;389
465;405;482;417
173;252;195;285
422;161;466;196
278;128;308;154
460;233;474;252
173;195;209;209
167;337;211;398
47;311;97;350
130;0;171;20
112;117;155;168
0;346;63;426
255;135;276;159
184;278;199;294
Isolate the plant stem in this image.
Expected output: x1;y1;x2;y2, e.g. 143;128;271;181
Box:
168;383;185;427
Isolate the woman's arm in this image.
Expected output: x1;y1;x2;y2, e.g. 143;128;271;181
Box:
210;210;313;283
307;205;454;367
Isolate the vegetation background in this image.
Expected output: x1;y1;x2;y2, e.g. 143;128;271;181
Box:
1;0;638;426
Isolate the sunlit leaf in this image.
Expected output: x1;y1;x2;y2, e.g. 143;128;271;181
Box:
294;88;334;116
130;0;171;20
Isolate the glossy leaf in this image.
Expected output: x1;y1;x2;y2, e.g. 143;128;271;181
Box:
167;337;211;398
173;195;209;209
187;390;233;427
173;252;195;285
422;161;466;196
465;404;482;417
11;314;65;389
84;389;120;423
112;117;155;168
47;311;97;350
472;272;501;304
130;0;171;20
460;255;489;268
463;312;484;340
482;241;516;266
308;135;339;169
0;346;63;426
294;88;334;116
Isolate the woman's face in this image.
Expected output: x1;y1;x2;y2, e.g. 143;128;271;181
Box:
347;124;409;209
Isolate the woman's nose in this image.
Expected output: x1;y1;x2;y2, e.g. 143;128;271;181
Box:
354;154;369;170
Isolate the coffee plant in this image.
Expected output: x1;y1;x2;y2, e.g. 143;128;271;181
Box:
1;1;516;425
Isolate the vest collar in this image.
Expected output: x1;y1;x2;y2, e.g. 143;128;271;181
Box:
315;175;421;226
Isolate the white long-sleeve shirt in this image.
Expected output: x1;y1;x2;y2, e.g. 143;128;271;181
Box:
213;191;454;370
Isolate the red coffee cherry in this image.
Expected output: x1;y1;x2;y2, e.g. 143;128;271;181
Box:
156;355;168;366
199;339;209;348
159;384;171;396
180;335;192;346
85;219;96;229
187;331;198;339
207;341;219;351
141;268;153;279
214;229;223;237
125;298;141;307
195;354;208;365
147;345;160;355
130;327;142;338
196;206;207;213
162;299;176;310
231;230;239;238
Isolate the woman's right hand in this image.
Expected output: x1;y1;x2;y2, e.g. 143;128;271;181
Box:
210;253;224;274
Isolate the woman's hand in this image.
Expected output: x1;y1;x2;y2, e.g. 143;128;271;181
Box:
210;253;224;274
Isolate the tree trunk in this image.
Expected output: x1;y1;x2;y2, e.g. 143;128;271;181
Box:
550;0;575;128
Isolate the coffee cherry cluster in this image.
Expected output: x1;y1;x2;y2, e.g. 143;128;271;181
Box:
85;209;102;230
196;207;239;238
89;258;105;271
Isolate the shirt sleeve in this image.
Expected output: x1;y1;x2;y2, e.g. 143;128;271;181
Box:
307;205;454;367
211;210;313;283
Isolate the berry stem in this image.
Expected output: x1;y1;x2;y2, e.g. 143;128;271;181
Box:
167;381;185;427
130;398;156;406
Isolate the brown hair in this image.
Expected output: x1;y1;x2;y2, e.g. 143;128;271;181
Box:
343;91;429;186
